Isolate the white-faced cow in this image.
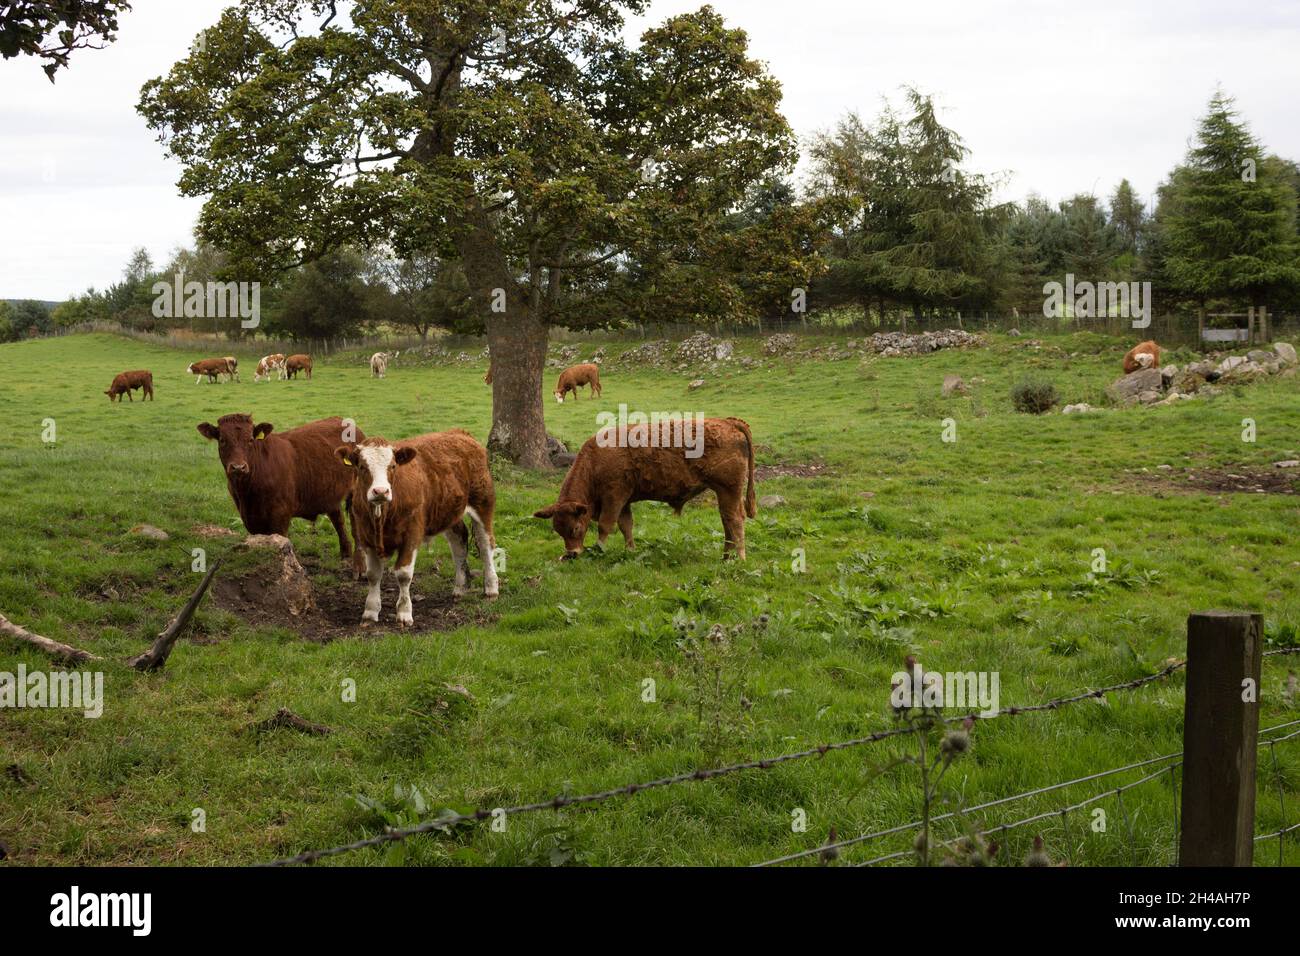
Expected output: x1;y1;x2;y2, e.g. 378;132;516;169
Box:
255;354;286;382
534;417;756;560
197;414;363;565
370;352;389;378
336;430;499;626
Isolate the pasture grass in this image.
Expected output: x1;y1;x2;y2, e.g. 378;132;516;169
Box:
1;330;1298;867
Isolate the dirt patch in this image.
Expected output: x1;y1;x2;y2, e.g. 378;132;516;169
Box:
211;555;497;642
1126;466;1300;497
193;524;239;538
756;462;830;480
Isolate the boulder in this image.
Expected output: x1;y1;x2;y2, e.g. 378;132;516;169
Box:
1274;342;1297;365
1106;368;1165;405
1160;364;1178;386
757;494;787;508
688;379;705;390
1062;403;1093;414
240;534;316;617
941;374;968;397
763;333;798;356
130;524;170;541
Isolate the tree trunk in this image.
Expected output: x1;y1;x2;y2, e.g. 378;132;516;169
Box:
485;307;551;469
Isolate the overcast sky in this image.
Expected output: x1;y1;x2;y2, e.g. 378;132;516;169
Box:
1;0;1297;301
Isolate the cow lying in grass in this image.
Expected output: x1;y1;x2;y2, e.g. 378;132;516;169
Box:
554;363;602;402
336;431;499;625
1123;340;1161;374
106;370;153;402
534;417;756;560
197;414;362;564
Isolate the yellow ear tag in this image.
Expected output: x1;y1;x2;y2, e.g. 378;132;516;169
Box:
343;457;353;466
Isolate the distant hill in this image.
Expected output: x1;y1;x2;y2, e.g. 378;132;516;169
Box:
2;299;62;311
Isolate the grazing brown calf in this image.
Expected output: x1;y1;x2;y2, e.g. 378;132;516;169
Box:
534;417;756;560
336;430;499;625
255;354;286;382
285;354;313;379
197;414;363;562
106;370;153;402
188;358;229;384
554;363;602;402
1123;340;1161;374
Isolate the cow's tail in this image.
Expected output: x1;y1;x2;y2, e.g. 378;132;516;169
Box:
729;417;757;518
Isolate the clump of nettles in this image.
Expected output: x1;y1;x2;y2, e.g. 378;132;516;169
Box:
1011;379;1059;414
386;681;477;757
676;615;765;760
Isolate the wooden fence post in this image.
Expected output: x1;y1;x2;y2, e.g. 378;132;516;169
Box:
1179;610;1262;866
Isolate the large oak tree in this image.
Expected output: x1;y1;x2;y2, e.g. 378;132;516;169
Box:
139;0;798;467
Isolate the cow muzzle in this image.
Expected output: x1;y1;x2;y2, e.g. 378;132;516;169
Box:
561;549;582;561
227;462;249;476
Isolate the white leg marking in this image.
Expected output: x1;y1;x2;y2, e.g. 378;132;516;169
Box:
465;507;499;597
362;548;384;622
444;526;471;597
394;551;417;625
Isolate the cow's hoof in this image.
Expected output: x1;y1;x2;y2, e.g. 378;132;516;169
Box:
484;590;500;601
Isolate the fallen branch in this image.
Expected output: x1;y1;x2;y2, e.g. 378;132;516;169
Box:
0;613;100;664
252;708;332;736
126;559;222;672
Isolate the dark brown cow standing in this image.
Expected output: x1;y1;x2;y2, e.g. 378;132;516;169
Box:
554;363;602;402
106;370;153;402
285;354;313;379
534;417;756;560
197;414;362;563
337;430;499;625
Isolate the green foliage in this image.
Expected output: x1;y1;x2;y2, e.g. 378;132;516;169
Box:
0;0;130;80
1010;379;1059;414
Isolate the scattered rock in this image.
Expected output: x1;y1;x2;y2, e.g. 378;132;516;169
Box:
941;374;968;397
1106;368;1165;405
1008;328;1022;337
237;534;316;617
763;333;798;356
758;494;787;508
865;329;984;357
545;434;575;469
674;331;733;366
1062;403;1093;414
194;524;239;538
1274;342;1297;365
688;379;705;390
1275;460;1300;469
1160;364;1178;386
130;524;169;541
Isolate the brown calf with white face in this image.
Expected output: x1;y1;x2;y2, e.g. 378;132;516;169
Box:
197;414;362;563
534;417;756;560
188;358;229;384
554;363;602;402
336;430;499;625
106;370;153;402
285;354;313;379
1123;340;1161;374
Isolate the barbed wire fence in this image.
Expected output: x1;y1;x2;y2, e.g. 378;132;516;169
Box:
260;635;1300;868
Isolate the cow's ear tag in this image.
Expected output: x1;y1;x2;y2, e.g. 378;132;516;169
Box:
343;456;353;466
256;432;266;440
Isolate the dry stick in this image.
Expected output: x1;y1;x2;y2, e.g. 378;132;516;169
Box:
126;558;222;672
0;613;101;664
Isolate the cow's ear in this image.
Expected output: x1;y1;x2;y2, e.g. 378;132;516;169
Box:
254;423;273;440
335;445;357;467
533;506;556;519
571;504;588;518
197;423;219;440
394;447;417;466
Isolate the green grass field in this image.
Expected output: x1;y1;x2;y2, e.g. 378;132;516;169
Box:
1;329;1298;867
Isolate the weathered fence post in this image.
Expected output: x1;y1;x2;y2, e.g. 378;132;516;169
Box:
1179;610;1262;866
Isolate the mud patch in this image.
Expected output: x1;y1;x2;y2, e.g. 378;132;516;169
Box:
1127;466;1300;497
211;556;496;641
756;461;830;480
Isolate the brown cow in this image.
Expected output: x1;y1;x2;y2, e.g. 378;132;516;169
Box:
533;417;756;560
1123;340;1161;374
197;414;362;563
336;430;499;625
222;356;240;382
106;370;153;402
255;354;286;382
188;358;229;384
285;354;313;380
554;363;601;402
